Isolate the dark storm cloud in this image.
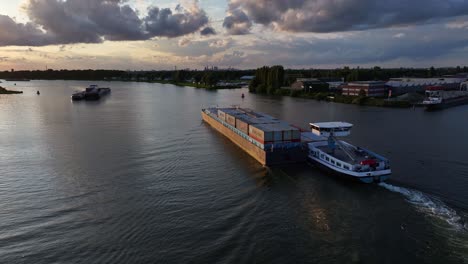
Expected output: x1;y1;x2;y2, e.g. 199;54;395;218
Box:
0;0;209;46
223;8;252;35
240;24;468;67
0;15;54;46
224;0;468;33
144;5;208;38
200;27;216;36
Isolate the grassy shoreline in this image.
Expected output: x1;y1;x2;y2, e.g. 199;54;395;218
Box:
272;89;413;108
149;80;242;90
0;87;23;94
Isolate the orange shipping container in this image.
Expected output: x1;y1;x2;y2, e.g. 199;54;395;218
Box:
226;114;236;126
236;119;249;134
218;110;226;121
249;125;274;143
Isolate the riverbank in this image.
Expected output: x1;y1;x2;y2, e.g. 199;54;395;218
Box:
273;90;412;108
149;80;242;90
0;86;23;94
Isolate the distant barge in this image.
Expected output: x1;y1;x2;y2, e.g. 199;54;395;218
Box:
72;85;111;101
201;108;307;166
4;79;30;82
422;82;468;110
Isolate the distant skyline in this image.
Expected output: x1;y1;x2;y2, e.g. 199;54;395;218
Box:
1;0;468;71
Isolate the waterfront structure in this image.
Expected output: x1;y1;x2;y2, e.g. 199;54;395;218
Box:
201;108;307;166
386;77;467;95
290;78;329;92
240;76;255;81
341;81;387;97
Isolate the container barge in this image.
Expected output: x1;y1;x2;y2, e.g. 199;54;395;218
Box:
72;85;111;101
201;108;307;166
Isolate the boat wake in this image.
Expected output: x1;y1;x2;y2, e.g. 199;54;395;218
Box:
379;183;466;231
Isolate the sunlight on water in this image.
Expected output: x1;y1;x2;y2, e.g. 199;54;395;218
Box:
379;183;465;231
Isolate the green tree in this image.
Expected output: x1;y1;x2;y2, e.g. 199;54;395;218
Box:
428;66;436;77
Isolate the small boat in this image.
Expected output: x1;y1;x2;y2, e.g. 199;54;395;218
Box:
306;122;391;183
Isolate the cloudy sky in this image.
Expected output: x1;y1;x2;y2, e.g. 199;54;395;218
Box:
1;0;468;71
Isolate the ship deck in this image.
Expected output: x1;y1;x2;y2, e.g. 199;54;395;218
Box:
316;145;375;165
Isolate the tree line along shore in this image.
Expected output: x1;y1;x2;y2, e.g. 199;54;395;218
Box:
2;65;467;107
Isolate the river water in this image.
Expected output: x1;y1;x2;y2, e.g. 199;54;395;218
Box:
0;80;467;263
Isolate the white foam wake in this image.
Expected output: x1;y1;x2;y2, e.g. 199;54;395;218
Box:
379;183;465;231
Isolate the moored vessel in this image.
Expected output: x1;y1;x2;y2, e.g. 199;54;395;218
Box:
306;122;391;183
422;82;468;110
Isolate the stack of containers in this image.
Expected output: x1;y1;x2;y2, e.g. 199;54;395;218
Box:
235;118;249;134
248;123;275;144
292;129;301;142
226;113;236;126
217;108;302;144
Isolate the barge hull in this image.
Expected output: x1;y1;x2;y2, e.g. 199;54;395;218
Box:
425;97;468;110
202;110;307;166
308;157;390;183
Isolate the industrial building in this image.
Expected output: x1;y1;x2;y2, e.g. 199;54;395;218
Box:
341;81;388;97
290;78;329;92
386;77;467;95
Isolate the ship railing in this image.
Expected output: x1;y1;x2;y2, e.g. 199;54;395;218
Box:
354;145;389;163
312;147;356;172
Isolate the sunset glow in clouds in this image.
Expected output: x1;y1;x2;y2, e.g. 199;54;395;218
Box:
1;0;468;70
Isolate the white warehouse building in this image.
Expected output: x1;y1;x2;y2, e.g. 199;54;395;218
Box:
386;77;467;94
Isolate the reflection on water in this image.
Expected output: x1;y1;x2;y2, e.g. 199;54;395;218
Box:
0;80;467;263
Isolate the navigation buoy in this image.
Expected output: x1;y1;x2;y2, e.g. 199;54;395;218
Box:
241;93;245;99
37;91;40;95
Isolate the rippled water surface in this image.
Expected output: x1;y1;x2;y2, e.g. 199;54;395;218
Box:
0;80;467;263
